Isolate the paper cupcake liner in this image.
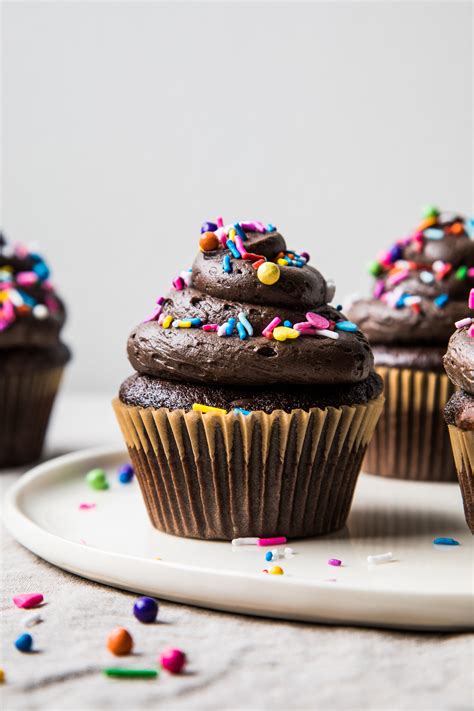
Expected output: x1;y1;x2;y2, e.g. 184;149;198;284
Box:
0;367;64;467
113;395;384;540
363;367;456;481
447;425;474;533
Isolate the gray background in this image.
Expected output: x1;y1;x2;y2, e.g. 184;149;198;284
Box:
2;0;472;395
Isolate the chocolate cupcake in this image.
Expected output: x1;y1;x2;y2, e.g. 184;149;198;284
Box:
0;232;70;467
444;294;474;532
113;219;383;540
347;206;473;481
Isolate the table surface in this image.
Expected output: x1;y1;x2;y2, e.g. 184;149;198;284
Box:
1;392;473;711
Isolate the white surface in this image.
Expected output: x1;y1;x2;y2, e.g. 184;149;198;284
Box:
4;445;473;631
3;1;472;394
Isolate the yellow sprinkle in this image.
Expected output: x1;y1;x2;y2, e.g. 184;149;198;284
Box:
228;228;236;240
162;315;173;328
277;258;288;266
0;668;5;683
272;326;300;342
0;292;7;302
257;262;281;285
192;403;228;415
269;566;284;575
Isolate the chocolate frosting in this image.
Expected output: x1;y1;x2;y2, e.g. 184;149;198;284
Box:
443;325;474;395
372;344;447;371
347;211;474;345
126;229;375;387
444;389;474;430
0;233;68;351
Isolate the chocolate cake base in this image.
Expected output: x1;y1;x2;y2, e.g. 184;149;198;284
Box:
447;425;473;533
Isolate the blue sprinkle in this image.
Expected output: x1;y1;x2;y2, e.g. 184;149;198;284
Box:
190;317;202;326
424;228;444;240
238;312;253;336
467;219;474;237
33;261;50;281
434;293;449;308
233;223;247;241
388;245;403;262
223;255;232;273
335;320;358;332
233;407;251;416
226;240;241;259
201;221;217;233
265;551;273;562
15;633;33;652
433;537;459;546
118;463;134;484
236;322;247;340
336;305;343;311
283;320;292;328
226;318;236;336
18;290;36;306
266;224;276;232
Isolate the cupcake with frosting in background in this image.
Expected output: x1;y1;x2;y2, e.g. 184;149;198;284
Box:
443;290;474;532
347;206;473;481
114;218;384;541
0;232;71;467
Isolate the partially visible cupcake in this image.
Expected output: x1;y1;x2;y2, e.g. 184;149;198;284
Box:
0;232;70;466
347;206;473;481
114;218;384;541
443;292;474;532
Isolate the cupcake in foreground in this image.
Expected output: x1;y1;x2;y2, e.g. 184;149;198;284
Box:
0;232;70;466
113;219;384;540
347;207;473;481
443;291;474;532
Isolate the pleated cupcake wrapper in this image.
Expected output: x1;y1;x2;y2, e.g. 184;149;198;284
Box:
113;395;384;540
447;425;474;533
0;367;64;467
363;367;456;482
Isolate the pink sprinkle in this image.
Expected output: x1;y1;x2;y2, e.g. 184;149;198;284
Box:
234;236;247;257
469;325;474;338
173;277;185;290
45;296;59;313
13;593;44;609
306;312;330;330
293;322;316;332
79;502;96;510
156;296;165;306
216;216;224;228
328;558;342;567
468;268;474;278
2;300;14;319
143;305;163;323
469;289;474;310
158;313;166;326
387;269;409;287
455;317;472;329
373;280;385;299
16;271;38;286
257;537;287;546
262;316;281;337
254;221;266;233
202;323;219;331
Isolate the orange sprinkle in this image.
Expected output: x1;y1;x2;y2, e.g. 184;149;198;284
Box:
449;222;464;235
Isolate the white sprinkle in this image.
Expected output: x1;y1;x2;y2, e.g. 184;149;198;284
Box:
180;270;192;286
23;611;43;628
231;537;259;546
8;289;24;307
284;547;295;558
420;271;435;284
403;296;421;306
432;260;445;273
367;552;394;565
315;328;339;340
1;245;14;258
33;304;49;320
455;317;472;329
271;549;279;562
217;323;228;337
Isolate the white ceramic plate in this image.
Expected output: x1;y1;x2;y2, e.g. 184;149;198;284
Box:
3;446;473;631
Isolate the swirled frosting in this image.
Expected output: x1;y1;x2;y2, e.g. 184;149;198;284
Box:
0;232;68;350
347;208;474;345
126;221;375;387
